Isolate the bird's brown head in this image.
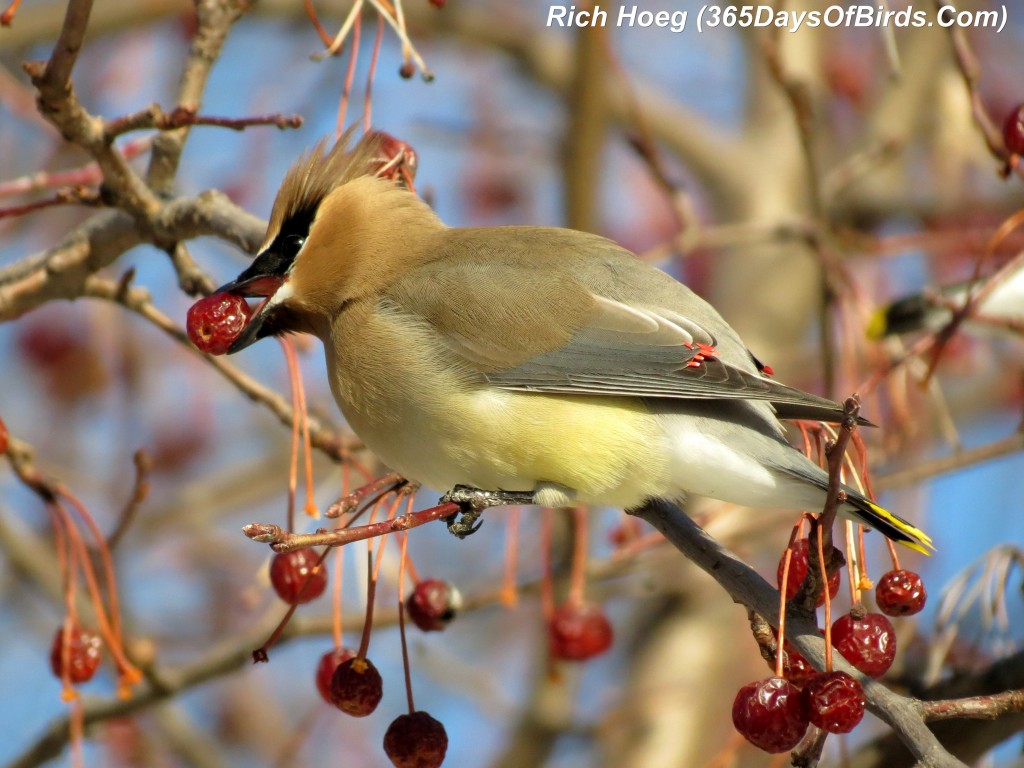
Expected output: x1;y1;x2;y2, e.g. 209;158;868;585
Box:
217;131;443;353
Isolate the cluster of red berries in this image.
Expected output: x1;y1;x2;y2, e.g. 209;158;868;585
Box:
272;560;456;767
733;539;928;754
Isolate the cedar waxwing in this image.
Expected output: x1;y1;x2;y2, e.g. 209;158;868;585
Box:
868;264;1024;339
217;133;932;554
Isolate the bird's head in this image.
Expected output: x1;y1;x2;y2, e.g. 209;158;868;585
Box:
217;131;440;353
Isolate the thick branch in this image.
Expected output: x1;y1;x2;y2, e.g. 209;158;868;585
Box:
0;192;264;321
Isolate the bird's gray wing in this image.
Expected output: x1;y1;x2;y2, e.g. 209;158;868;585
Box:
386;228;856;422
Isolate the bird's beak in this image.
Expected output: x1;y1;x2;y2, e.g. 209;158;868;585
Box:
215;248;291;354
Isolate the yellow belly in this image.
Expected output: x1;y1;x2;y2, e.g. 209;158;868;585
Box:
326;302;668;508
340;382;668;509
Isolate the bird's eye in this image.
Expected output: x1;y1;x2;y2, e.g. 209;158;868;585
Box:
282;234;305;259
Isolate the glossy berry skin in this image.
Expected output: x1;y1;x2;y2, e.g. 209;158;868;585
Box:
186;292;252;355
803;671;865;734
832;612;896;678
383;710;448;768
269;549;327;605
732;677;809;753
406;579;461;632
50;625;103;684
315;647;356;705
875;569;927;617
330;657;383;716
548;602;614;661
1004;103;1024;155
777;539;840;607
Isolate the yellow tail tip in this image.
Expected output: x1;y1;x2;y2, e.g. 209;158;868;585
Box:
864;498;934;555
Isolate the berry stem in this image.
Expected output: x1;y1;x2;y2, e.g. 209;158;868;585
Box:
332;546;344;649
290;342;319;519
357;533;378;660
53;495;141;693
336;9;361;138
858;524;873;592
315;0;363;60
69;697;85;768
776;544;794;679
397;532;416;714
301;0;334;47
370;492;403;583
845;519;860;605
540;508;555;621
568;507;589;606
363;15;384;133
886;537;902;572
501;506;520;607
816;528;833;672
279;337;300;532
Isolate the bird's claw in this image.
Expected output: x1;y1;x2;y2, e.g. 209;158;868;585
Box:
440;485;535;539
444;509;483;539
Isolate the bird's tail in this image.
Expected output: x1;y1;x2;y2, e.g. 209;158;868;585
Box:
845;493;934;556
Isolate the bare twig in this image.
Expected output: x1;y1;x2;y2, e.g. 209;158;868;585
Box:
875;429;1024;491
106;449;152;551
923;689;1024;722
105;104;302;139
243;501;460;552
145;0;251;193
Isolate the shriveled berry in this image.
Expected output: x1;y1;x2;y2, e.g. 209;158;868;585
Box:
781;642;817;688
777;538;841;606
832;611;896;678
269;549;327;605
315;647;356;705
732;677;808;753
330;656;383;716
383;710;448;768
50;625;102;684
406;579;461;632
803;671;865;734
875;569;927;616
367;131;418;185
0;416;8;454
186;292;253;355
548;602;613;661
1004;103;1024;155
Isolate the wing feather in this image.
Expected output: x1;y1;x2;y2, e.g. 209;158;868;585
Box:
384;227;857;422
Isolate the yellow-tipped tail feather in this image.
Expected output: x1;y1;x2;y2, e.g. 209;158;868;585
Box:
854;497;934;555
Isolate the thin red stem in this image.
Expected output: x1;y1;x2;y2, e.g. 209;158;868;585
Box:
817;526;834;671
363;14;384;132
501;506;520;607
397;532;415;714
540;508;555;620
568;507;589;606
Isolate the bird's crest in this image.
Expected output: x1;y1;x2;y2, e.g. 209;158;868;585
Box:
266;129;388;247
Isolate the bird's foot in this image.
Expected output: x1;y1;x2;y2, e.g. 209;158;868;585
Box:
440;485;536;539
